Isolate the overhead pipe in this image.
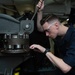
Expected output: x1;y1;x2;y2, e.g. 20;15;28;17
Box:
0;5;17;12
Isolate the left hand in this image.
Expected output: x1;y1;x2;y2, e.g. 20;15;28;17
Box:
29;44;46;53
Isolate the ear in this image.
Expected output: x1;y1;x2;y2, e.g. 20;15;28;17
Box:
55;22;59;29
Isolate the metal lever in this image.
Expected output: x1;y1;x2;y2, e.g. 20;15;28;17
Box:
31;0;44;20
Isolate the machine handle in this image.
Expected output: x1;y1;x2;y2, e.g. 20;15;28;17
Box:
31;0;44;20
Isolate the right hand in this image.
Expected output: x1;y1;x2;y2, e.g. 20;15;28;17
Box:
36;0;44;11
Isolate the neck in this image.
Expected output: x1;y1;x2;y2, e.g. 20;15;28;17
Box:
58;24;68;37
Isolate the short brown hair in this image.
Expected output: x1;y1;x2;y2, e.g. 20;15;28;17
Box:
40;14;59;26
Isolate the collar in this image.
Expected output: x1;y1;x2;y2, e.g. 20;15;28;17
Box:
54;26;75;46
63;26;74;42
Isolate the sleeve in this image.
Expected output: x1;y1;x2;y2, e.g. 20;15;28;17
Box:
63;33;75;67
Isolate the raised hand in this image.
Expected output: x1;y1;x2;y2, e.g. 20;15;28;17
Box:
36;0;44;11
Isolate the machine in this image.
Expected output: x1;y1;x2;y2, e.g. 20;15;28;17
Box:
0;13;34;75
0;13;34;53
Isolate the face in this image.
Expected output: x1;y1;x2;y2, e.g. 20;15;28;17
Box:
42;22;59;39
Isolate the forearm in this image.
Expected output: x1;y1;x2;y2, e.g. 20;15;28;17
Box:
37;11;43;32
46;52;72;73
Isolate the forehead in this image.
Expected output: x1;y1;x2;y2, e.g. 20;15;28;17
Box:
42;22;49;29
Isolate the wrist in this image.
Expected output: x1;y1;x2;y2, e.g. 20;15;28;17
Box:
37;10;43;13
43;48;50;55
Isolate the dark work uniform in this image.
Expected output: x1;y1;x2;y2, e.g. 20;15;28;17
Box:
54;26;75;75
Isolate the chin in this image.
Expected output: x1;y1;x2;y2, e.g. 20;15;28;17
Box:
49;36;55;39
52;36;57;39
49;35;57;39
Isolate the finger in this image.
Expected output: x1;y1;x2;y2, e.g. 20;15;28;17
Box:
30;45;37;49
39;1;44;9
30;46;34;49
37;2;42;7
